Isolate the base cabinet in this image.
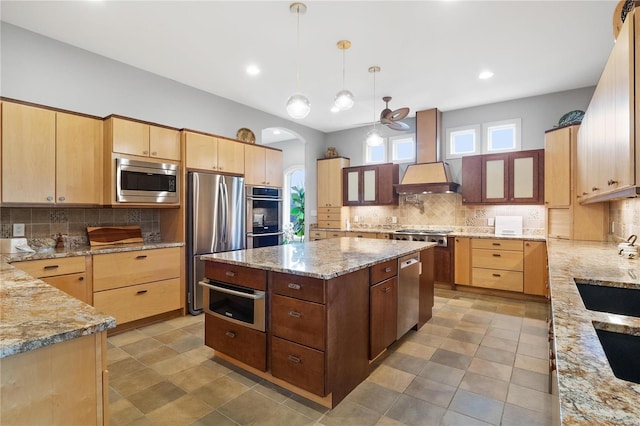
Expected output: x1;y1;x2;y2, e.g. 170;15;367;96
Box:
204;314;267;371
370;277;398;359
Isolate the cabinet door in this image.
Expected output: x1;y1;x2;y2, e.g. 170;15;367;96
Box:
42;273;91;305
461;155;482;204
344;168;360;205
454;238;471;285
111;118;149;157
482;154;508;203
510;150;542;203
244;144;266;185
265;149;283;187
524;241;548;297
56;113;102;205
362;167;378;204
370;277;397;359
149;126;180;161
544;127;571;207
2;102;56;203
218;138;245;174
185;132;218;171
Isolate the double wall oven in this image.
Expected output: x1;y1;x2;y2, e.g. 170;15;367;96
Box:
246;186;283;248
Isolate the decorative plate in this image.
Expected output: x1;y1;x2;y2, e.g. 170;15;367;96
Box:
558;110;585;127
236;128;256;144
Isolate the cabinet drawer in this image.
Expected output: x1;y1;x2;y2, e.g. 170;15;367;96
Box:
377;233;391;239
204;262;266;291
472;239;523;251
15;256;85;278
472;249;523;271
93;278;181;325
317;207;342;215
270;271;325;303
350;232;378;239
204;313;267;371
370;259;397;284
42;273;91;305
318;213;343;221
271;336;325;396
317;220;343;230
309;230;326;239
326;231;346;238
93;248;180;291
271;295;325;351
472;268;523;292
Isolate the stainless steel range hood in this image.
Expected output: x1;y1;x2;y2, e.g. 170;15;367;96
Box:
393;162;459;194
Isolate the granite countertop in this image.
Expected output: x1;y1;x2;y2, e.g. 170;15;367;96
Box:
546;239;640;425
0;241;183;359
201;237;436;280
312;227;546;241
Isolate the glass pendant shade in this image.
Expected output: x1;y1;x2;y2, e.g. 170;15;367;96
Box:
286;93;311;119
366;128;384;146
334;89;355;111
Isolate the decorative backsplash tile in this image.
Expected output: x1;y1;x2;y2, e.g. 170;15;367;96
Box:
610;198;640;241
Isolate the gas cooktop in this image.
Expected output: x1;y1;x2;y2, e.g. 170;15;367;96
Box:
395;229;452;235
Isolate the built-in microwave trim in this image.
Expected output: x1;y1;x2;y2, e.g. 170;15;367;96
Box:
116;158;179;204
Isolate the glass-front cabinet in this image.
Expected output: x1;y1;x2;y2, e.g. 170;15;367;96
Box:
343;163;398;206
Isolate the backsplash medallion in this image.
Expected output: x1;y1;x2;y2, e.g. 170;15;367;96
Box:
0;207;161;248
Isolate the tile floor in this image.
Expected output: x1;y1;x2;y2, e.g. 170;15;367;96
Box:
108;288;553;425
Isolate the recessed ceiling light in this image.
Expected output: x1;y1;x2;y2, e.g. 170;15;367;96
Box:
330;106;340;113
478;70;494;80
246;65;261;76
273;130;281;135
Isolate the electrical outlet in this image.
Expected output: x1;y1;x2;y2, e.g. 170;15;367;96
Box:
488;217;495;226
353;216;359;223
13;223;25;237
612;221;615;234
392;216;397;224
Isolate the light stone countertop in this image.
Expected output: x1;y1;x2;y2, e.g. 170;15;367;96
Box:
546;239;640;425
201;237;436;280
0;242;183;359
313;227;546;242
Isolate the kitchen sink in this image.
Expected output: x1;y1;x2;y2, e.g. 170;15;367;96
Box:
575;280;640;318
593;322;640;384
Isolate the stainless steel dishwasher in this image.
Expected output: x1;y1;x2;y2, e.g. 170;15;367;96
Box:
397;253;421;339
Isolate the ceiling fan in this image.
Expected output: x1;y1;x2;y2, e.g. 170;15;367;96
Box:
380;96;410;131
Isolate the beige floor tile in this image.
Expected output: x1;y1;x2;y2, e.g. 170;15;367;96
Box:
480;335;518;353
110;366;166;397
320;399;381;426
168;364;229;393
253;405;317;426
217;389;289;425
522;317;548;330
190;375;250;409
282;393;329;421
149;353;201;376
459;372;509;401
404;375;457;407
419;323;453;337
440;410;493;425
440;337;479;356
107;346;132;365
517;341;549;359
367;365;416;393
127;380;186;414
514;354;549;375
406;330;446;348
435;310;465;321
462;312;494;324
490;317;523;332
108;329;148;347
486;326;520;342
154;328;192;344
448;329;484;344
419;361;465;387
519;332;548;347
506;383;553;415
109;357;147;378
501;402;552;426
344;381;400;414
166;333;204;353
165;314;203;329
181;345;215;363
181;322;205;335
382;351;428;375
496;304;526;316
144;394;214;425
136;345;181;366
430;349;473;370
510;368;549;393
467;357;513;382
137;321;178;337
395;340;437;360
447;298;475;308
455;320;490;335
109;398;145;426
253;380;293;403
475;345;516;366
386;394;447;425
449;389;504;425
191;410;238;426
121;337;164;357
375;416;407;426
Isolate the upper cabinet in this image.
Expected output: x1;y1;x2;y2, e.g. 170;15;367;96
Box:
105;116;180;161
317;157;349;208
342;163;399;206
244;144;283;187
461;149;544;205
184;131;245;175
2;102;102;205
577;9;638;203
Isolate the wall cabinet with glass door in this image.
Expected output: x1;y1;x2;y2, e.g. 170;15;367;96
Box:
342;163;399;206
2;101;102;205
461;149;544;205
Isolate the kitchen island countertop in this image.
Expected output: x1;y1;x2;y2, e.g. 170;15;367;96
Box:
201;237;436;280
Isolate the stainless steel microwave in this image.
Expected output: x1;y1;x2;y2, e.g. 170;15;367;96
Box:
116;158;179;203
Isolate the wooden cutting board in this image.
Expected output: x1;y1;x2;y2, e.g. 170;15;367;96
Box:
87;226;144;246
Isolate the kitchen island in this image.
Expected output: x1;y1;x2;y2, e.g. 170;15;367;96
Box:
200;237;435;408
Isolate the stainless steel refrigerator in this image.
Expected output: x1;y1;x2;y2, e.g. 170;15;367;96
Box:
187;172;245;314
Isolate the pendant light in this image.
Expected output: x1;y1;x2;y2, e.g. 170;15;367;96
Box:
366;66;384;147
334;40;354;111
286;2;311;119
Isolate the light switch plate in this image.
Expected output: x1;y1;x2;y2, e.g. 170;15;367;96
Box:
13;223;25;237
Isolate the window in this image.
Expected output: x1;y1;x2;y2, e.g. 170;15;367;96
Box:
283;166;305;242
446;125;480;159
389;134;416;163
483;118;521;153
364;139;387;164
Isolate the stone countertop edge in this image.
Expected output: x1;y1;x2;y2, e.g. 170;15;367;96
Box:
200;237;436;280
0;242;183;359
312;228;546;241
546;239;640;425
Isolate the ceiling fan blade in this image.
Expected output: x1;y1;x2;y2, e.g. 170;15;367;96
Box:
387;107;410;121
385;120;410;131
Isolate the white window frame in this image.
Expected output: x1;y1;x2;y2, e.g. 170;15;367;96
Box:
363;138;388;164
445;124;480;159
482;118;521;153
389;133;416;164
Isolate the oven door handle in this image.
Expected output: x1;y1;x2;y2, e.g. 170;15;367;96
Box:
198;281;266;300
247;231;284;237
247;196;283;202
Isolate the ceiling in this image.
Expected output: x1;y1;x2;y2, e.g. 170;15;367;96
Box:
0;1;618;135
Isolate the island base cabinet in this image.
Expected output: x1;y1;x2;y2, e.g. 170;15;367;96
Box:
204;314;267;371
370;277;398;359
271;336;325;396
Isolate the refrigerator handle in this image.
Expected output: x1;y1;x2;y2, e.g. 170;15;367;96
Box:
220;181;228;244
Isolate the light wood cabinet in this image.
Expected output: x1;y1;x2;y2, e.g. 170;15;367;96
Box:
244;144;283;187
462;149;544;205
416;108;442;164
524;241;548;297
1;102;103;205
545;126;608;241
106;116;180;161
454;237;471;286
577;10;639;203
471;238;524;292
184;131;245;174
343;163;399;206
318;157;349;207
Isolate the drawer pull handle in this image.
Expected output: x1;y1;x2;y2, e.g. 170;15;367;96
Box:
492;253;501;257
492;243;501;246
225;271;236;277
492;273;501;277
288;311;301;318
225;331;236;338
136;290;148;295
287;355;301;364
136;255;147;260
288;283;301;290
384;267;392;273
43;265;59;270
384;287;392;293
78;277;84;281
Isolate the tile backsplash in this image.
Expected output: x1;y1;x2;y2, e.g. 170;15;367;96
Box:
347;193;546;235
609;198;640;241
0;207;161;248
